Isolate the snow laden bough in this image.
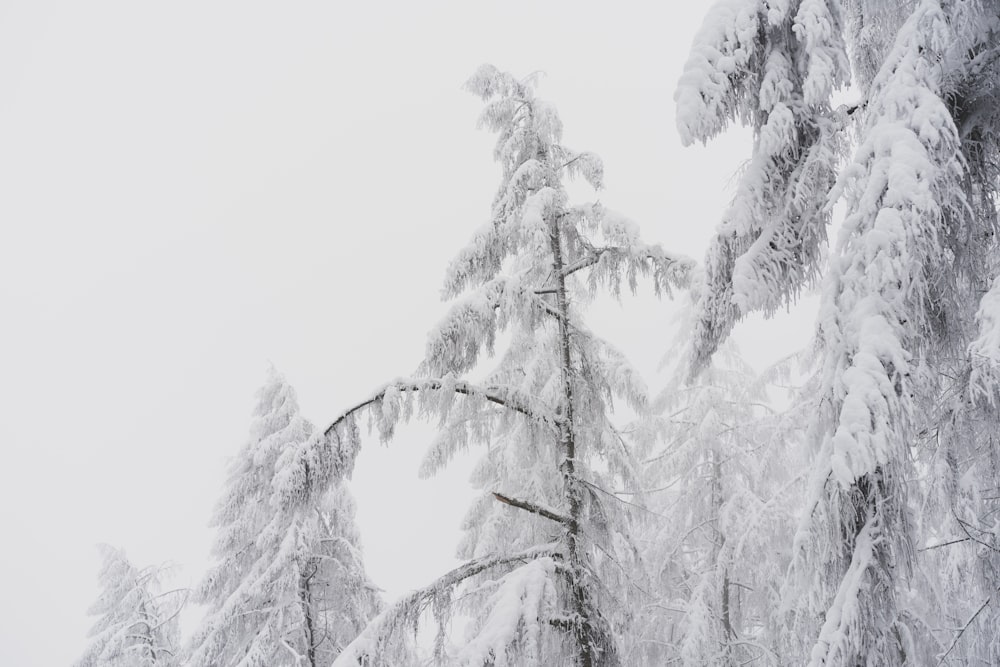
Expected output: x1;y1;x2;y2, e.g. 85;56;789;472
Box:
680;0;1000;663
675;0;851;377
782;3;984;665
284;65;694;666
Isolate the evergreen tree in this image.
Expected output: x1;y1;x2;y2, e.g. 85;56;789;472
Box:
188;367;381;667
628;339;807;666
76;545;182;667
678;0;1000;663
296;65;694;667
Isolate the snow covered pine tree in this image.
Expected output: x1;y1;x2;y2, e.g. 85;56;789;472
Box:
678;0;1000;664
288;65;694;666
75;545;183;667
188;367;381;667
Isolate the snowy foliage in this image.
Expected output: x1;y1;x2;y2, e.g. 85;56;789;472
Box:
332;545;563;667
784;3;999;665
626;334;808;666
819;0;966;491
76;545;183;667
679;0;1000;664
188;367;381;667
677;0;851;374
67;5;1000;665
970;276;1000;402
302;65;694;666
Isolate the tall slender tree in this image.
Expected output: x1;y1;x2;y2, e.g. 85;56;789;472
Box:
188;367;381;667
290;65;693;667
76;545;183;667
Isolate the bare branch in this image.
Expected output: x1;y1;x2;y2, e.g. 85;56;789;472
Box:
953;511;1000;553
580;479;670;519
936;591;994;665
917;537;971;552
492;492;570;525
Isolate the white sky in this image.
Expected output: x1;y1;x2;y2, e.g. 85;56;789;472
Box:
0;2;818;664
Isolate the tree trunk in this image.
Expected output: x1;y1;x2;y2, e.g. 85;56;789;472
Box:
709;448;734;665
548;213;595;667
300;559;318;667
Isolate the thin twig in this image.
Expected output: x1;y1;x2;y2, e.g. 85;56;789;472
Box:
580;479;671;519
936;592;993;665
918;537;970;552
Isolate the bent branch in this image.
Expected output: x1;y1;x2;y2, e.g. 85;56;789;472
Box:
322;378;557;439
331;544;562;666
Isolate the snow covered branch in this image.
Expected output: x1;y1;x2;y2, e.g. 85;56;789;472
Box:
332;545;561;666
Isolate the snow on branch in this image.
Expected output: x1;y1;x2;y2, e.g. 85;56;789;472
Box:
321;377;558;442
77;546;182;667
273;377;560;506
792;0;851;106
443;222;510;298
332;545;561;666
821;0;965;489
968;276;1000;403
425;274;562;375
559;150;604;190
583;242;695;300
561;203;695;299
675;0;765;144
687;92;845;377
676;0;849;144
678;1;850;377
806;519;878;667
458;557;559;667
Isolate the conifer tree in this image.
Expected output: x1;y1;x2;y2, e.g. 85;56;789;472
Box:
628;339;807;666
76;545;183;667
293;65;694;667
188;367;381;667
678;0;1000;663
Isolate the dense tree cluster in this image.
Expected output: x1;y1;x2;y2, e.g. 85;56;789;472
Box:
678;0;999;663
77;1;998;664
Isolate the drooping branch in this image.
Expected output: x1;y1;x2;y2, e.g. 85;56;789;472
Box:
332;544;562;667
321;377;558;439
534;245;694;295
492;491;571;525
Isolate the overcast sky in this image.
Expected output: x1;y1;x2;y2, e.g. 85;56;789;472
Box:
0;2;818;664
